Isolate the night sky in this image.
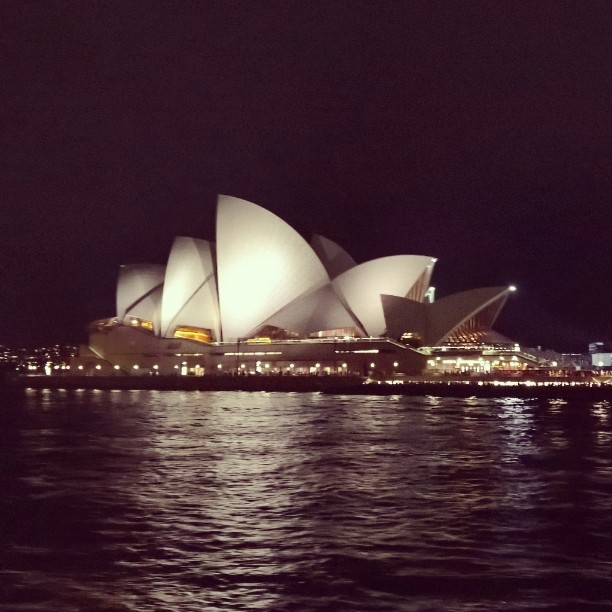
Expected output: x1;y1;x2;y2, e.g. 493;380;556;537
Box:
2;2;611;351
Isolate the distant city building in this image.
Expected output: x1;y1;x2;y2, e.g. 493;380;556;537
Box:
588;341;612;369
591;353;612;369
0;344;77;373
72;195;520;377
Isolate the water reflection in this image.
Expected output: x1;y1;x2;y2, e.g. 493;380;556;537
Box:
1;390;612;610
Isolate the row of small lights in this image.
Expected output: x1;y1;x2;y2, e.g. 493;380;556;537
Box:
79;361;401;371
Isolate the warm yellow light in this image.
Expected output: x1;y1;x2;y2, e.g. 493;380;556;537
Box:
246;337;272;344
173;326;212;343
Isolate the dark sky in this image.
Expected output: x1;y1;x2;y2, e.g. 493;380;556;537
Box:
2;1;611;351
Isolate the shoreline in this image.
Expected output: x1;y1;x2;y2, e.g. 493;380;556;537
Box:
13;374;612;399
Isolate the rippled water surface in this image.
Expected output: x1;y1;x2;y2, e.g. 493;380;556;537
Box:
1;390;612;611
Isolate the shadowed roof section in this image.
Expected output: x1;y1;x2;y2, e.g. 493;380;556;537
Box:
382;286;514;346
310;234;357;279
215;195;330;341
428;286;514;345
381;295;428;342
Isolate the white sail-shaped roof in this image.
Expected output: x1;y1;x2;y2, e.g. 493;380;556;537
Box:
116;264;165;320
116;264;165;334
310;234;357;279
261;285;365;337
216;195;330;341
160;237;220;340
332;255;436;337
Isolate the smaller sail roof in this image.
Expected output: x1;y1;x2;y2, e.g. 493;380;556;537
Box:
160;237;220;340
381;286;514;346
116;264;165;334
428;286;513;345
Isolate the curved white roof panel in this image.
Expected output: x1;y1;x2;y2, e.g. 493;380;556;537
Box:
160;237;220;340
262;284;365;337
116;264;165;335
310;234;357;279
216;195;330;340
116;264;165;321
332;255;436;337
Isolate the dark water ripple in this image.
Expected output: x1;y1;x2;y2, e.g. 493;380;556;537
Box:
1;390;612;610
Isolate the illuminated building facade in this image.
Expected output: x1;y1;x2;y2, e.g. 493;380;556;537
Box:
73;195;518;377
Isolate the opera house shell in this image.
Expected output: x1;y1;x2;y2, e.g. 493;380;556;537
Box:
77;195;516;376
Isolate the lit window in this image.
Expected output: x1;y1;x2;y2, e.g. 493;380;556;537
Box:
173;326;212;344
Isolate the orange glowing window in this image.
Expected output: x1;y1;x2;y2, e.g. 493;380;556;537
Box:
173;326;212;344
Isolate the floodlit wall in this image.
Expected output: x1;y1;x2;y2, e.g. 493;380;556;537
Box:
216;195;330;341
591;353;612;367
332;255;436;337
87;325;427;376
160;237;220;340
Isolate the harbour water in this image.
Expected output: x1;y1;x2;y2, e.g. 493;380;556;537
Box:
1;389;611;611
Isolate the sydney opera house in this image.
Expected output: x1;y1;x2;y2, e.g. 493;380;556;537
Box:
74;195;520;377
